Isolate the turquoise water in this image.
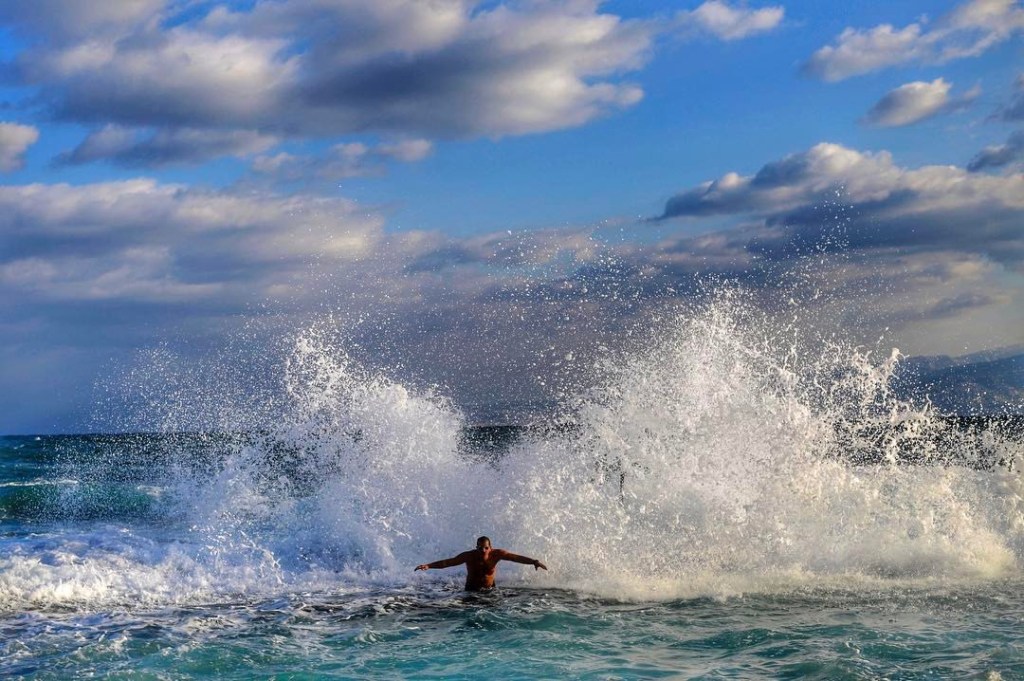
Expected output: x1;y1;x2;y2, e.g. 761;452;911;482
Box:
3;431;1023;680
5;585;1024;679
3;307;1023;679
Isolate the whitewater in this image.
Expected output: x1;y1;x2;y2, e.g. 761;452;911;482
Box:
2;298;1022;679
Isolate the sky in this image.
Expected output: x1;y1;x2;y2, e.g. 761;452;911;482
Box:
0;0;1022;434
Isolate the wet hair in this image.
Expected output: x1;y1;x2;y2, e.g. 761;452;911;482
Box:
476;536;491;547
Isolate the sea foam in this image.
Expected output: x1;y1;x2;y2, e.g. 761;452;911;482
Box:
2;296;1022;609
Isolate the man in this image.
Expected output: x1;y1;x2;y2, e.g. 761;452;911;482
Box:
415;536;547;591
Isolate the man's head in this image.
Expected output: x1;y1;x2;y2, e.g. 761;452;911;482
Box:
476;536;491;552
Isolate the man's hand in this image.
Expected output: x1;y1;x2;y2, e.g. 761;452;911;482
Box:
415;564;430;571
534;560;547;571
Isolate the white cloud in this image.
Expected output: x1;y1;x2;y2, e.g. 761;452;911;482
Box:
27;29;300;129
804;23;926;82
0;0;794;176
659;142;1024;266
377;139;434;163
2;165;1022;432
404;228;602;273
676;0;784;41
0;248;224;302
57;125;280;167
862;78;977;127
804;0;1024;81
863;79;951;127
0;123;40;171
5;0;786;156
968;131;1024;172
251;138;433;182
202;0;472;60
941;0;1024;58
9;1;651;141
996;73;1024;121
0;0;164;42
0;179;387;305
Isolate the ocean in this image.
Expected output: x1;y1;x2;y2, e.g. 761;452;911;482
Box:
2;305;1023;679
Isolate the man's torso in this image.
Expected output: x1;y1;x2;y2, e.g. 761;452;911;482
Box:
462;550;507;590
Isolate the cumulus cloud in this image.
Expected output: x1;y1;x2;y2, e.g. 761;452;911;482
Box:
404;228;601;274
995;73;1024;121
0;177;606;317
251;139;433;183
658;141;1024;265
377;139;434;163
0;122;40;171
4;0;650;141
968;131;1024;171
11;143;1014;327
804;0;1024;81
794;249;1021;348
56;126;279;167
675;1;784;41
862;78;978;127
1;0;789;162
25;29;301;130
2;161;1022;431
0;179;387;306
383;137;1023;354
0;174;626;429
0;0;163;43
0;248;223;303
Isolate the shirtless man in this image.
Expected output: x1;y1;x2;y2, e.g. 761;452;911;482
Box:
415;536;547;591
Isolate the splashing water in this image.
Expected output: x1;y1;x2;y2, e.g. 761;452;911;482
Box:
2;297;1022;611
492;297;1024;597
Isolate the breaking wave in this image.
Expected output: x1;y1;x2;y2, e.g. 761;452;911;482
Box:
3;295;1022;608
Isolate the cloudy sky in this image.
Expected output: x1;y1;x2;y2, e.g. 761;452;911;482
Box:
1;0;1022;433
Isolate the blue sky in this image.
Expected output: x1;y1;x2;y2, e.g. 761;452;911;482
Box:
0;0;1022;433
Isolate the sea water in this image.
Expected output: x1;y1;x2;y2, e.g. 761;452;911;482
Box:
2;301;1023;679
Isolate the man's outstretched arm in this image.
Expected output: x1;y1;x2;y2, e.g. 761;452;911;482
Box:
415;552;470;571
496;550;547;570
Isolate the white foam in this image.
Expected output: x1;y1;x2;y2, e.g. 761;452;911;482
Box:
5;299;1022;609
